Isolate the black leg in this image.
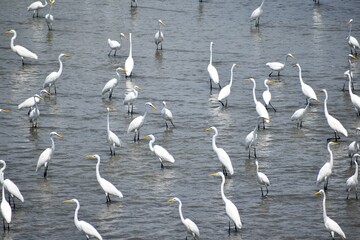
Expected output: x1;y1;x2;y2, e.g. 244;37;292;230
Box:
44;165;48;178
170;120;176;128
161;162;164;169
254;147;257;158
269;102;277;112
219;100;225;107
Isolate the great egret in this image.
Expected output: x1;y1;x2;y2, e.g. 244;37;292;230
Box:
209;172;242;232
43;53;71;94
347;19;360;56
143;134;175;169
255;160;270;197
290;98;312;128
250;0;265;27
124;33;134;78
18;90;50;115
294;63;318;104
123;85;141;114
86;155;123;203
315;190;346;239
106;108;121;156
155;20;165;50
63;199;103;240
108;33;127;56
206;126;234;176
168;197;200;240
316;141;337;191
346;154;359;199
0;160;24;209
45;0;55;31
345;71;360;116
218;63;237;107
348;128;360;160
161;101;175;129
127;102;157;142
1;184;11;231
262;79;276;112
207;42;221;91
266;53;296;77
28;94;42;128
36;131;63;177
5;29;38;65
102;67;124;100
27;0;48;18
245;122;258;158
342;54;356;91
318;89;348;141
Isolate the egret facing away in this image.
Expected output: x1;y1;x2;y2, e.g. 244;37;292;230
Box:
124;33;134;78
43;53;71;94
294;63;318;104
316;141;338;191
127;102;157;142
346;154;359;199
45;0;55;31
123;85;141;114
206;126;234;176
315;190;346;240
218;63;237;107
318;89;348;141
345;71;360;116
348;128;360;160
168;197;200;240
64;199;103;240
36;131;63;177
106;108;121;156
290;98;312;128
245;122;258;158
143;134;175;169
18;90;50;115
28;94;42;128
161;101;175;129
108;33;127;56
27;0;48;17
250;0;265;27
1;184;11;231
155;20;165;50
266;53;296;77
86;155;123;203
262;79;276;112
0;160;24;209
209;172;242;232
255;160;270;197
347;19;360;56
5;29;38;65
208;42;221;91
102;67;124;100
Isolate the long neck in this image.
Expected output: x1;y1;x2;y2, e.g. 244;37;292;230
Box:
220;174;227;203
304;100;311;112
96;158;101;181
148;138;155;152
2;185;5;202
355;161;359;178
323;91;329;118
328;144;334;168
209;43;213;64
74;201;80;227
158;22;162;33
177;200;185;223
348;74;353;96
50;136;55;151
252;81;257;104
107;111;110;132
212;130;218;150
297;65;304;85
129;34;132;57
58;56;63;75
10;32;16;50
116;69;121;81
322;193;327;221
229;65;235;88
349;22;352;37
260;0;265;7
34;96;39;109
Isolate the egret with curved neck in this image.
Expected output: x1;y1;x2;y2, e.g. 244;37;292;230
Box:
143;134;175;169
345;71;360;116
43;53;71;94
346;154;359;199
5;29;38;65
247;78;270;129
250;0;265;27
347;19;360;56
28;95;42;128
294;63;318;104
155;20;165;50
106;108;121;156
0;160;24;209
316;141;337;191
123;85;141;114
102;67;123;100
218;63;237;107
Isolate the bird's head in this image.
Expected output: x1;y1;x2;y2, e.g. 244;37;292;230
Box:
0;109;10;113
162;101;167;107
167;197;176;203
62;53;71;58
348;19;353;24
244;77;255;84
145;102;157;110
4;29;14;35
142;134;154;140
208;172;222;177
205;126;215;132
287;53;296;60
40;89;51;97
315;190;324;196
50;132;63;138
158;20;165;26
120;33;128;39
134;85;142;91
85;154;100;160
63;199;76;203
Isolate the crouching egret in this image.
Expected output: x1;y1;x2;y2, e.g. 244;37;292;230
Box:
290;98;313;128
346;154;359;199
155;20;165;50
27;0;48;17
5;29;38;65
255;160;270;197
161;101;175;129
1;184;11;231
266;53;296;77
123;85;141;114
250;0;265;27
43;53;71;94
63;199;103;240
106;108;121;156
108;33;127;56
102;67;124;100
18;89;50;115
347;19;360;56
262;79;276;111
36;132;62;177
316;141;337;191
218;63;237;107
143;134;175;169
208;42;221;91
0;160;24;209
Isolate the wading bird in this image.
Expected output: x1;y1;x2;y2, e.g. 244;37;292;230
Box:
108;33;127;56
28;94;42;128
316;141;337;191
348;128;360;160
245;122;258;158
0;160;24;209
18;90;50;115
347;19;360;56
345;71;360;116
294;63;318;104
346;154;359;199
102;67;124;100
27;0;48;17
45;0;54;30
255;160;270;197
124;33;134;78
123;85;141;114
266;53;296;77
262;79;276;111
143;134;175;169
250;0;265;27
290;98;312;128
161;101;175;129
43;53;71;94
1;184;11;231
218;63;237;107
106;108;121;156
155;20;165;50
36;132;62;177
5;29;38;65
208;42;221;91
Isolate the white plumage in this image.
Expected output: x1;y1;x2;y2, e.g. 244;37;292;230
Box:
346;154;359;199
290;98;312;128
123;85;141;114
250;0;265;27
125;33;134;78
108;33;126;56
106;108;121;156
265;53;295;77
144;134;175;168
155;20;165;50
27;0;48;17
295;63;318;103
161;101;175;129
5;29;38;65
208;42;221;91
218;64;237;107
127;102;156;142
316;142;337;191
36;132;62;177
255;160;270;197
43;53;71;94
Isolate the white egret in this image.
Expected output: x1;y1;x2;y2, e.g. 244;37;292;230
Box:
250;0;265;27
346;154;359;199
123;85;141;114
0;160;24;209
43;53;71;94
36;131;63;177
45;0;55;31
316;141;337;191
64;199;103;240
318;89;348;141
206;126;234;176
347;19;360;56
143;134;175;169
345;71;360;116
266;53;296;77
342;54;356;91
294;63;318;104
27;0;48;18
348;128;360;160
161;101;175;129
168;197;200;240
28;94;42;128
5;29;38;65
245;122;258;158
102;67;124;100
255;160;270;197
86;155;123;203
209;172;242;232
1;184;11;231
127;102;157;142
124;33;134;78
108;33;127;56
155;20;165;50
262;79;276;112
208;42;221;91
18;90;50;115
290;98;312;128
218;63;237;107
315;190;346;239
106;108;121;156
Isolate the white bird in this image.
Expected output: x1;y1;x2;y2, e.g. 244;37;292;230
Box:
161;101;175;129
143;134;175;168
1;184;11;231
45;0;55;31
168;197;200;240
348;128;360;160
5;29;38;65
155;20;165;50
86;155;123;203
250;0;265;27
123;85;141;114
43;53;71;94
245;123;258;159
316;141;337;191
206;126;234;176
266;53;296;77
18;90;50;114
102;67;123;100
319;89;348;141
209;172;242;232
28;94;42;128
218;63;237;107
127;102;157;142
124;33;134;78
345;71;360;116
106;108;121;156
347;19;360;56
255;160;270;197
315;190;346;240
207;42;221;91
262;79;276;112
64;199;103;240
0;160;24;209
346;154;359;199
27;0;48;18
36;131;63;177
290;98;312;128
294;63;318;104
342;54;356;91
108;33;127;56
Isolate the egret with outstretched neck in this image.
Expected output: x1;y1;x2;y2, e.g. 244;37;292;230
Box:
346;154;359;199
106;108;121;156
208;42;221;91
5;29;38;65
43;53;71;94
218;64;237;107
294;63;318;104
347;19;360;56
0;160;24;209
250;0;265;27
125;33;134;78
